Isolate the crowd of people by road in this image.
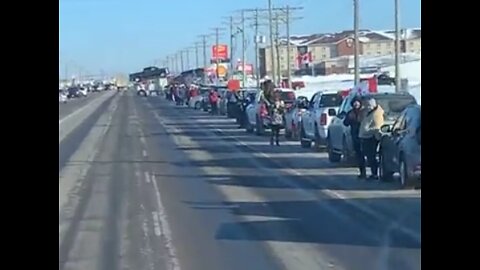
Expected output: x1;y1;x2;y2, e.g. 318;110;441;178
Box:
143;77;420;188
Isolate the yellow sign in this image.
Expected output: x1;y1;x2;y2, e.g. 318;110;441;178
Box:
217;65;227;77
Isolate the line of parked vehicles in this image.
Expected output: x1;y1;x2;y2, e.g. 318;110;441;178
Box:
161;82;421;189
59;82;119;103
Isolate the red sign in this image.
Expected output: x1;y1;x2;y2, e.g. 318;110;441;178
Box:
227;79;241;91
212;44;228;60
236;62;254;75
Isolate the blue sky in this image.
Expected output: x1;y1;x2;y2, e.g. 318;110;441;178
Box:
59;0;421;77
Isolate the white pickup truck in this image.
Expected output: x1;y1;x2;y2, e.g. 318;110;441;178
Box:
299;90;343;150
245;88;296;135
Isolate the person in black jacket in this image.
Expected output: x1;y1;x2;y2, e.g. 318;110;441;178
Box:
343;96;366;178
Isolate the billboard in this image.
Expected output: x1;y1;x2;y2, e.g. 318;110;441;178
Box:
235;62;254;75
212;44;229;61
205;63;228;78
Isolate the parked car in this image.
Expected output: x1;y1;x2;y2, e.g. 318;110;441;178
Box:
189;88;209;109
59;89;68;103
67;87;81;98
225;88;258;119
245;88;296;135
200;90;221;112
78;87;88;97
284;96;309;140
378;104;421;188
361;73;396;86
299;90;343;150
327;92;417;163
96;84;105;92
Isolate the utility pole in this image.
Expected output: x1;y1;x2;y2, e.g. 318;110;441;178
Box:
394;0;401;93
236;8;270;88
268;0;276;84
169;56;174;74
193;42;201;69
229;16;235;75
241;9;246;87
254;8;260;89
270;6;303;88
185;48;190;70
286;5;291;88
210;27;226;85
173;53;178;73
64;63;68;82
354;0;360;85
237;7;303;88
180;51;184;72
274;12;281;83
198;34;211;83
215;28;220;84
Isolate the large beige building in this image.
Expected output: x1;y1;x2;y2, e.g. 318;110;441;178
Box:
259;28;421;77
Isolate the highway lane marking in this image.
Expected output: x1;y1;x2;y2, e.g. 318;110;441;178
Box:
151;173;181;270
144;171;151;183
212;127;422;243
142;150;148;157
152;211;162;236
150;107;346;270
59;92;108;125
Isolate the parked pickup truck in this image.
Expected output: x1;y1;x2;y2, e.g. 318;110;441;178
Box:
299;90;343;150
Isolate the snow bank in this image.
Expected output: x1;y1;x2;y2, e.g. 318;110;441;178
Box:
292;57;421;104
383;60;421;85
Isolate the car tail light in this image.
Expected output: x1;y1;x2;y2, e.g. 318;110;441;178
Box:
320;113;327;126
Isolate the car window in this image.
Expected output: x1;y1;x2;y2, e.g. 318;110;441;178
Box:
339;96;352;114
280;91;296;102
375;96;417;115
318;93;343;108
309;93;318;108
392;112;407;131
256;91;263;103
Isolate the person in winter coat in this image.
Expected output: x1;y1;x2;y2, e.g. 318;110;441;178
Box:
343;96;366;178
209;90;219;115
269;93;286;146
261;80;275;106
358;97;385;180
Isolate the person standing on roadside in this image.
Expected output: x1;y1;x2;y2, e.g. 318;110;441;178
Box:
261;79;275;106
358;97;385;180
269;92;286;146
343;96;366;178
209;89;219;115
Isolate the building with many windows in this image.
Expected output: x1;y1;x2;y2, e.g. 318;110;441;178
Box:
259;28;421;77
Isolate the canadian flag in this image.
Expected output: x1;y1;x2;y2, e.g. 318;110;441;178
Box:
297;51;313;67
342;77;379;99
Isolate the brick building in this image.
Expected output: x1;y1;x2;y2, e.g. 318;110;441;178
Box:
260;28;421;76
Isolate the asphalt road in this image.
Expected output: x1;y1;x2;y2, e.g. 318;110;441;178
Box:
59;91;106;120
59;90;421;270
